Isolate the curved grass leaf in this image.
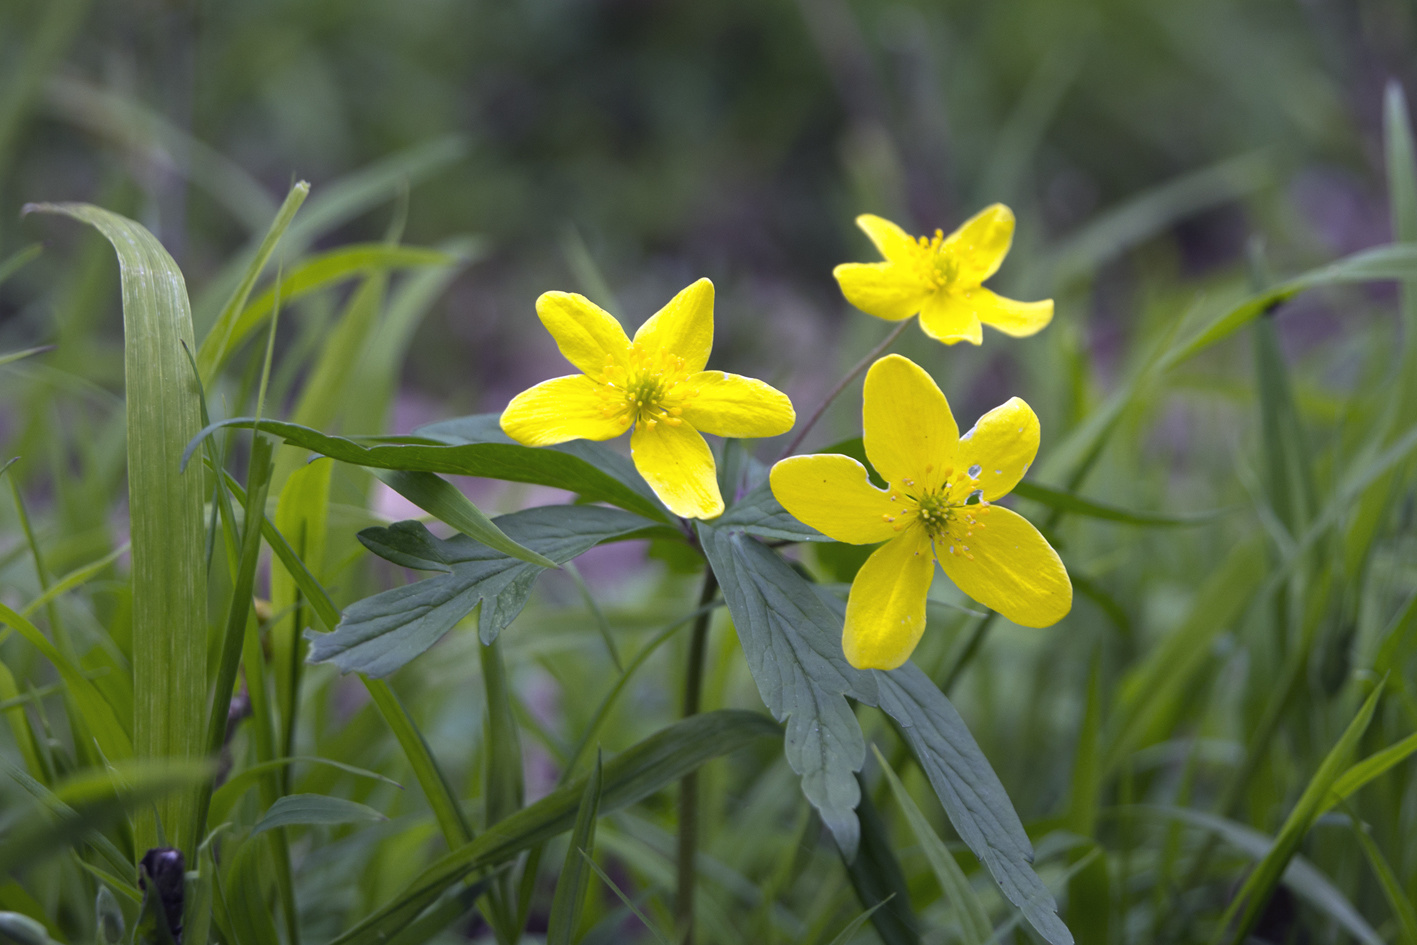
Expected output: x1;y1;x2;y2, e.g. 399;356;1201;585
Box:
328;709;780;945
698;523;872;856
185;415;667;522
250;794;387;836
1321;731;1417;815
310;506;661;676
25;202;207;856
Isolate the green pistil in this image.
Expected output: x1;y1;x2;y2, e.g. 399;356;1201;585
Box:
914;492;954;538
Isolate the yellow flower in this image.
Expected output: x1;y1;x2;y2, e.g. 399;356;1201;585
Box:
501;278;795;520
833;205;1053;345
770;354;1070;670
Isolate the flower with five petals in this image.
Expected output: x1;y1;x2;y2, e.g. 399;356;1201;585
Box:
770;354;1071;670
833;205;1053;346
500;278;795;519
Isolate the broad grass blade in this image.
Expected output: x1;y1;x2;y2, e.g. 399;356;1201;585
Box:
25;203;208;858
546;753;604;945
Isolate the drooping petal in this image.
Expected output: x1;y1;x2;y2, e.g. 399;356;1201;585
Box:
833;262;933;321
972;288;1053;338
630;419;723;519
855;214;919;263
680;371;795;438
918;292;984;346
941;203;1014;285
536;292;632;376
957;397;1040;502
861;354;958;492
769;454;900;544
500;375;627;446
936;506;1071;628
633;278;714;372
842;527;936;670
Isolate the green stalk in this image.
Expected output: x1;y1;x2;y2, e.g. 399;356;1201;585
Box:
675;569;720;945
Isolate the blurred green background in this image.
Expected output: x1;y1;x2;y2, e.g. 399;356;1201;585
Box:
2;0;1412;418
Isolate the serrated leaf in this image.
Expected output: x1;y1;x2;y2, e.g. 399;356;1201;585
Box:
373;468;557;568
250;794;387;836
873;666;1073;945
698;523;873;856
185;414;667;522
874;745;992;945
309;505;659;676
328;710;779;945
716;480;829;542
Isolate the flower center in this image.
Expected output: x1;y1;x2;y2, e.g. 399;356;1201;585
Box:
880;466;991;560
912;229;960;292
595;343;699;429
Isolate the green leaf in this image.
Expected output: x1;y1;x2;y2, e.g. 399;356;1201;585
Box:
0;602;131;763
872;666;1073;945
1349;815;1417;945
328;710;779;945
843;778;919;945
1010;481;1220;528
1140;806;1382;945
198;243;457;376
209;757;401;826
546;753;603;945
250;794;387;836
185;414;668;522
698;523;872;856
1217;682;1385;945
0;761;210;878
1321;730;1417;815
373;468;557;568
196;181;309;382
0;245;43;289
25;202;208;857
308;505;660;676
716;480;829;542
873;746;991;945
1173;243;1417;365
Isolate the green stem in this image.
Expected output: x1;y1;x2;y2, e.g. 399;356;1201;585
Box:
778;318;911;460
675;568;720;945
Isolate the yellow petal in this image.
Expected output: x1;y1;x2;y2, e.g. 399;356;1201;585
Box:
973;289;1053;338
855;214;918;263
680;371;795;438
630;419;723;519
937;506;1071;628
632;278;714;372
918;292;983;346
500;375;628;446
536;291;632;376
941;203;1015;285
833;262;932;321
769;454;900;544
862;354;958;492
843;527;936;670
957;397;1039;502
